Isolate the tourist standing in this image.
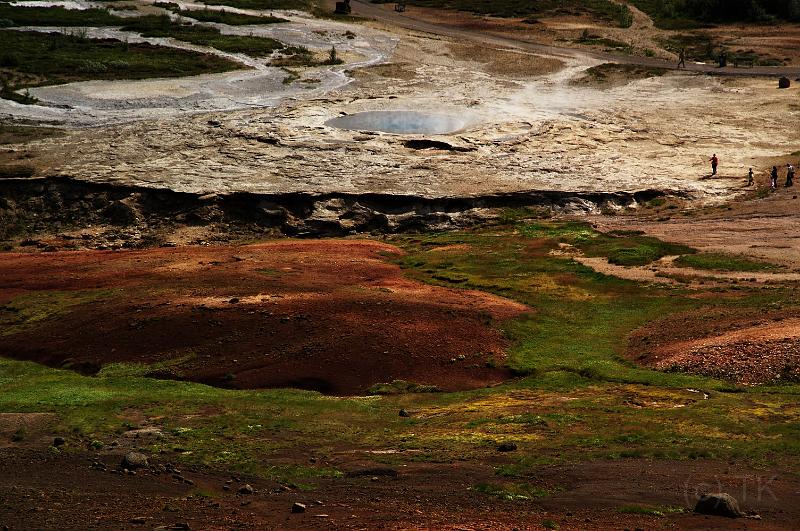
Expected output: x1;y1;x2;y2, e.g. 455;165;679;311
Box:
747;168;754;186
710;154;719;176
678;48;686;69
771;166;779;189
786;163;795;187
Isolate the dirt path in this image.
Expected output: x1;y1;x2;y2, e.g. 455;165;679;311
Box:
348;0;800;77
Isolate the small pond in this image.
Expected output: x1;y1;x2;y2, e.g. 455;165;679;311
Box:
326;110;468;135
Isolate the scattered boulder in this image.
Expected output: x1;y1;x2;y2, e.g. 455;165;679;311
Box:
52;436;66;447
239;484;254;495
121;451;149;470
779;77;791;89
694;493;743;518
102;200;139;226
291;502;307;513
497;442;518;452
399;409;411;417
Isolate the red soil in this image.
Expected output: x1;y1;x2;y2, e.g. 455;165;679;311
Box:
0;240;528;395
2;445;797;530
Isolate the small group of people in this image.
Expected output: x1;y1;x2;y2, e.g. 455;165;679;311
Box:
709;154;795;190
769;163;795;189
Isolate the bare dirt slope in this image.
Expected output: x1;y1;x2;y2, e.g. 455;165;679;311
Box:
0;240;526;394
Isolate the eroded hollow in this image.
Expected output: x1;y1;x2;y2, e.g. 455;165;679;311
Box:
326;110;469;135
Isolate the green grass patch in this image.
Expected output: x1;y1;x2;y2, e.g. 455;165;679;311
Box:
519;220;694;266
201;0;311;10
660;32;784;66
471;481;556;501
3;219;800;476
618;504;685;516
97;354;197;379
577;32;634;53
0;289;116;337
0;29;242;96
576;63;667;86
367;380;442;395
121;15;284;56
674;253;782;272
630;0;800;29
166;6;288;24
0;4;125;26
0;355;390;475
370;0;633;27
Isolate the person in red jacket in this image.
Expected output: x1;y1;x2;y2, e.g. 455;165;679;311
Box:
710;154;719;176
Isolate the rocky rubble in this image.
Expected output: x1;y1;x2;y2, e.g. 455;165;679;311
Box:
664;337;800;385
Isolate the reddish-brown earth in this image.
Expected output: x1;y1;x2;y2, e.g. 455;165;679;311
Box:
1;444;797;530
0;240;527;395
628;306;800;385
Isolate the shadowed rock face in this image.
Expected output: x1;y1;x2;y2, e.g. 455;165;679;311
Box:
326;110;470;134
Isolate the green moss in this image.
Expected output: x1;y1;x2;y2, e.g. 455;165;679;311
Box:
200;0;311;10
2;220;800;478
0;5;125;26
674;253;781;272
367;380;442;395
121;15;284;56
169;7;288;25
0;30;242;96
0;289;117;337
370;0;633;27
618;504;684;516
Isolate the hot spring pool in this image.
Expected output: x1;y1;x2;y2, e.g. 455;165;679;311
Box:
326;110;468;135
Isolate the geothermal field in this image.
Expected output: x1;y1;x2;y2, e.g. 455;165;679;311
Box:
3;0;800;529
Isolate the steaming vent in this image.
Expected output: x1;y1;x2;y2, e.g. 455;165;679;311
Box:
326;110;469;135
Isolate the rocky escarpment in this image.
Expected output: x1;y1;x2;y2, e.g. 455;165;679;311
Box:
0;175;681;248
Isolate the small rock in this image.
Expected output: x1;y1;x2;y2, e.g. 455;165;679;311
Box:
399;409;410;417
497;442;518;452
222;484;230;491
694;493;743;518
53;437;66;447
292;502;307;513
130;516;146;524
229;297;240;304
103;200;139;226
779;76;791;89
121;452;149;470
239;484;254;495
